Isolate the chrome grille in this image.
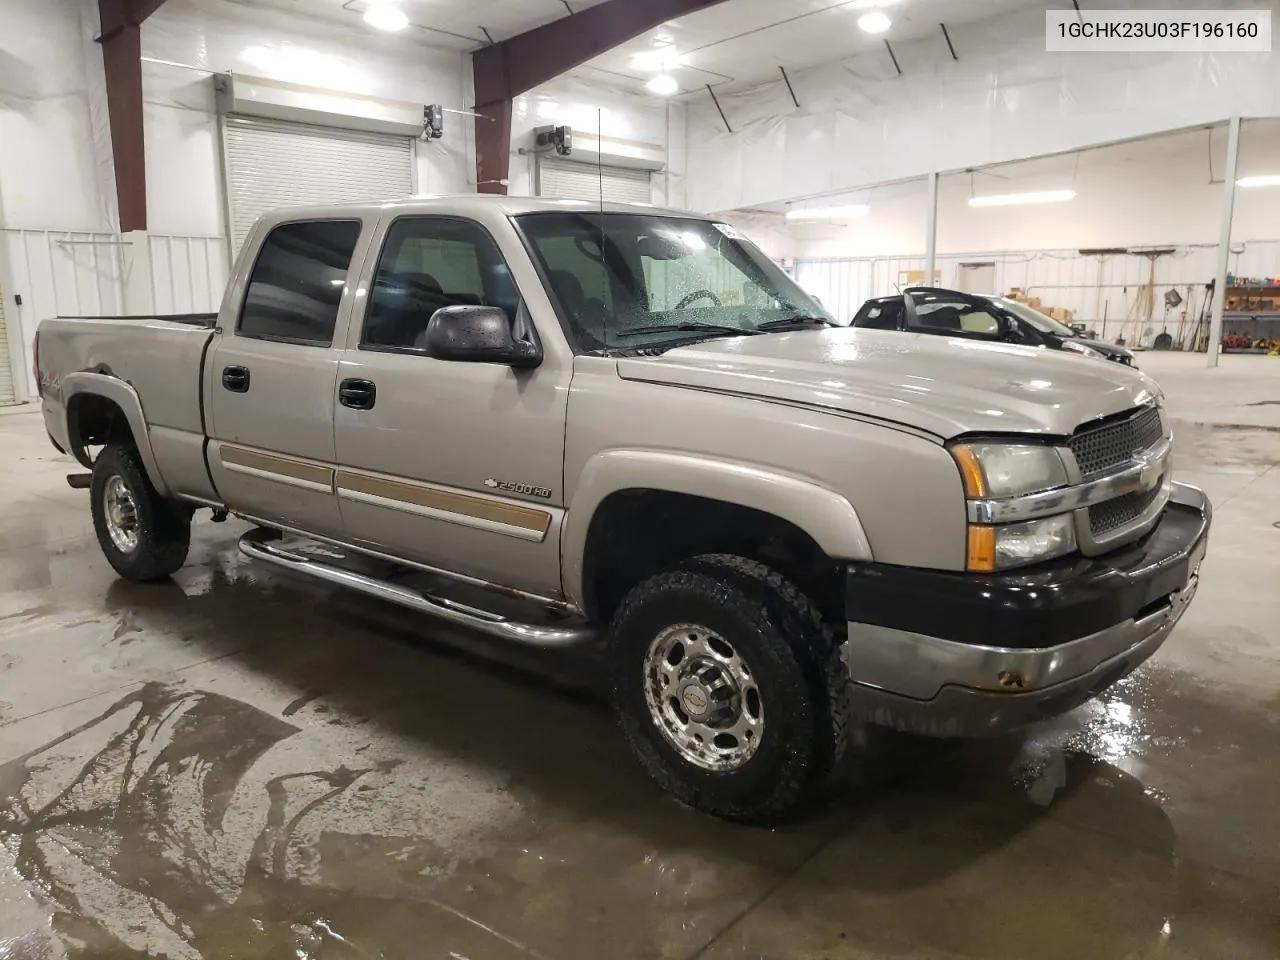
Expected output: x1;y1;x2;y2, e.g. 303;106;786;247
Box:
1069;406;1163;478
1088;482;1165;536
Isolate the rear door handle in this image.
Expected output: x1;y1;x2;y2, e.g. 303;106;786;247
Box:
222;365;250;392
339;378;376;410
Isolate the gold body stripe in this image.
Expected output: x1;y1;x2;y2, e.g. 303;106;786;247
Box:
335;471;552;535
219;445;334;488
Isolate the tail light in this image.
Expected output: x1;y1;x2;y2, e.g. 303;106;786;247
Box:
32;331;41;399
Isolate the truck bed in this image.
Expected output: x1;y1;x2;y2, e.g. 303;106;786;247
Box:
38;315;218;502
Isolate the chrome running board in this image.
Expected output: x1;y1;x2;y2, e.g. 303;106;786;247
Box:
238;529;596;649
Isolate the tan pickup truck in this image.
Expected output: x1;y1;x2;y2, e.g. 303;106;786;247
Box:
35;196;1210;821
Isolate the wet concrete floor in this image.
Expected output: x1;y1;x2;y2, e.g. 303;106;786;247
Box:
0;404;1277;959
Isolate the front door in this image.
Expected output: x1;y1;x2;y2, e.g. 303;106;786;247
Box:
332;214;570;598
206;217;367;539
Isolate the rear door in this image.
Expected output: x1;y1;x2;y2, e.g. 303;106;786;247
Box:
206;217;368;538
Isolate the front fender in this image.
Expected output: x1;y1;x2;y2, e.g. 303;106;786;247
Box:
561;449;872;609
61;372;171;497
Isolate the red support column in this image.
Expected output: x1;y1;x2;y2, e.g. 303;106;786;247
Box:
97;0;167;233
100;20;147;231
471;0;731;195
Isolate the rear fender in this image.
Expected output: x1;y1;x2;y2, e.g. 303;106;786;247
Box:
562;449;871;609
62;372;171;496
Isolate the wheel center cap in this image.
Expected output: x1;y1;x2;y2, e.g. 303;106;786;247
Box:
680;683;711;718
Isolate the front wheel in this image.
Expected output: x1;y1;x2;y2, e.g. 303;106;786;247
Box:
609;555;849;822
90;444;191;582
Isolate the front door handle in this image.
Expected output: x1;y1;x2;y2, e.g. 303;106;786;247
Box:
339;378;376;410
222;365;250;392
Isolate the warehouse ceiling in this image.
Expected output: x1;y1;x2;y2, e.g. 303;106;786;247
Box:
196;0;1068;94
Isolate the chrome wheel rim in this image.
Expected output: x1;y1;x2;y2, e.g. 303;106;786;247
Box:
643;623;764;772
103;475;140;554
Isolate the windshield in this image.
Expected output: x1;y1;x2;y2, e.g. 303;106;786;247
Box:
517;212;833;351
996;297;1078;337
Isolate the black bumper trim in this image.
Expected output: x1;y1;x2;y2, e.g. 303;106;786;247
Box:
845;491;1210;651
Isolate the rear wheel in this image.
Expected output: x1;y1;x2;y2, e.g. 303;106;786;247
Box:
90;445;191;582
610;554;849;822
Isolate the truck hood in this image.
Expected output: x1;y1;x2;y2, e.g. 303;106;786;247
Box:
615;328;1161;439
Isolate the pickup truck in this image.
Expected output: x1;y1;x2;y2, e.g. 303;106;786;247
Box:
35;196;1210;822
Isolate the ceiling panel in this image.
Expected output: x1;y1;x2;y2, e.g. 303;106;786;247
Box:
582;0;1070;97
206;0;609;48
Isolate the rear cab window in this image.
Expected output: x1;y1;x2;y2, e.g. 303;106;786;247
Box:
238;220;362;346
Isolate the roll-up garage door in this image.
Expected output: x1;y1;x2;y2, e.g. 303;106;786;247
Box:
0;287;16;405
223;117;413;254
537;158;653;204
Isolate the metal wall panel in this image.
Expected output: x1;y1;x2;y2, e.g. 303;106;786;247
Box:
148;235;230;314
0;230;127;398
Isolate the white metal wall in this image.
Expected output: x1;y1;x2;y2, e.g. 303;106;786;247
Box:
796;242;1280;344
222;116;414;255
148;235;229;314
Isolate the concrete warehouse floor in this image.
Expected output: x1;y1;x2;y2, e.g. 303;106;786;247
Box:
0;356;1277;959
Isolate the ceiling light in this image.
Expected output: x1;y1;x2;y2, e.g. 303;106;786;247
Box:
786;204;871;221
858;11;892;34
632;50;683;72
968;189;1077;207
1237;175;1280;188
363;3;409;31
850;0;901;7
647;74;679;96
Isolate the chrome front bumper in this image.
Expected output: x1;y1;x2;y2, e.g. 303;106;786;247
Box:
842;483;1210;738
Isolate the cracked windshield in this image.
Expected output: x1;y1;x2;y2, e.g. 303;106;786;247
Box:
518;211;833;351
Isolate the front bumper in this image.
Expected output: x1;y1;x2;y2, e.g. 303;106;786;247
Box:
841;482;1210;738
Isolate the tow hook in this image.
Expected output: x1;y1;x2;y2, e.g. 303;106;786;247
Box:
65;473;92;490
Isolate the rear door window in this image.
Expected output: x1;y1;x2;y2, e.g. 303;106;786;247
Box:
238;220;362;346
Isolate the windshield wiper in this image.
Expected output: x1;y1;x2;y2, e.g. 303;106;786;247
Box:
756;316;835;331
616;323;761;340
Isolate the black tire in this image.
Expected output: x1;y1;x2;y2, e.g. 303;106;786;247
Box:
609;554;849;822
90;444;191;582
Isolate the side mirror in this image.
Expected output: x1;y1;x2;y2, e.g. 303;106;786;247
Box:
422;305;541;369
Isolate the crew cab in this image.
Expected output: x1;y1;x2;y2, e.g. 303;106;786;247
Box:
853;287;1136;365
35;197;1207;821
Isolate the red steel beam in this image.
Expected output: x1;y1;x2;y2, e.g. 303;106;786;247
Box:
97;0;168;231
472;0;732;194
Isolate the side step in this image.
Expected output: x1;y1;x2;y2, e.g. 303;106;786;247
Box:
237;529;596;649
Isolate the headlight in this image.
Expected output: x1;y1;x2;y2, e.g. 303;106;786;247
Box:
1062;339;1106;360
951;443;1076;572
968;515;1077;572
950;443;1068;499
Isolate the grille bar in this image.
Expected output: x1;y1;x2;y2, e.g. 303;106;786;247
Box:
1069;406;1163;479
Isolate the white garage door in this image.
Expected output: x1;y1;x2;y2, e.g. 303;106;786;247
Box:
0;288;16;405
537;158;653;205
223;117;414;255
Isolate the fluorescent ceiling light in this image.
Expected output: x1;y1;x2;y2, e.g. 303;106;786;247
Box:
1237;175;1280;188
647;74;679;96
858;11;892;33
786;204;871;221
363;3;409;31
968;189;1077;207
